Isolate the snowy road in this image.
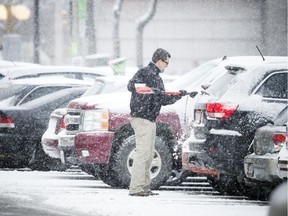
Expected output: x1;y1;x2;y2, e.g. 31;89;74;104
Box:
0;169;270;216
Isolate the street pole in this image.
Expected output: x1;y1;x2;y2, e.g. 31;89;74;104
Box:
33;0;40;64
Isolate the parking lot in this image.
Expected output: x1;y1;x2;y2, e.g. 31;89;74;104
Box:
0;168;269;216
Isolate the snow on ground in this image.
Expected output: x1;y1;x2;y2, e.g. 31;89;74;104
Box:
0;170;269;216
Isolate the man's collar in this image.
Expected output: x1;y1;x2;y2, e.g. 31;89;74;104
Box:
148;62;161;74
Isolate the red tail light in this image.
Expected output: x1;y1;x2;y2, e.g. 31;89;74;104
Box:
60;118;66;129
0;117;15;128
205;103;238;119
272;133;286;149
55;118;66;134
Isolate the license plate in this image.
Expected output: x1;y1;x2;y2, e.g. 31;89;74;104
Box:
59;136;75;147
247;163;254;177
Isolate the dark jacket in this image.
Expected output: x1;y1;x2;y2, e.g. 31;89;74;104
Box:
127;62;180;122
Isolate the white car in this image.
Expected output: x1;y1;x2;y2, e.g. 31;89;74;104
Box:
278;123;288;179
0;65;114;85
0;60;41;69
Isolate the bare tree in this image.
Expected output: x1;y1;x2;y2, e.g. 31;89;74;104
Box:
112;0;124;59
135;0;158;68
1;0;24;33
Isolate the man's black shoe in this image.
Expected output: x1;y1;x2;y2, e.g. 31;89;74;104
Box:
147;191;159;196
129;191;150;197
129;191;159;196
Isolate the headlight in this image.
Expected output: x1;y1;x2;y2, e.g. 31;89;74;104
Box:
82;109;109;131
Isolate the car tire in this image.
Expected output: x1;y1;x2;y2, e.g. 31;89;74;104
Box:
207;175;243;196
111;135;173;189
29;143;64;171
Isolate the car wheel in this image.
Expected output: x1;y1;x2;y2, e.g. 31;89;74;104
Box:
29;143;64;171
111;135;172;189
97;164;121;187
207;175;243;196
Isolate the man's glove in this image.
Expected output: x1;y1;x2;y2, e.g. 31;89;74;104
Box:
179;90;188;96
189;91;198;98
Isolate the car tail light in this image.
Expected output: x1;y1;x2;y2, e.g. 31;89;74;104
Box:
0;117;15;128
205;103;238;119
272;133;286;151
55;118;66;134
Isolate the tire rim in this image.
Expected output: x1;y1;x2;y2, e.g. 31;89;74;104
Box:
127;148;162;179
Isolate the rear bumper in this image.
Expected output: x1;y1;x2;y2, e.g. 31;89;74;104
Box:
41;137;60;159
182;133;246;176
244;153;281;182
278;147;288;179
0;133;25;153
74;131;114;164
182;152;219;176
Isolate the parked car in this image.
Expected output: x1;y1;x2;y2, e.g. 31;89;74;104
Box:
278;133;288;179
243;106;287;200
0;65;113;85
268;181;288;216
0;60;41;70
0;77;91;169
41;73;182;170
65;56;277;188
182;57;288;197
41;75;133;164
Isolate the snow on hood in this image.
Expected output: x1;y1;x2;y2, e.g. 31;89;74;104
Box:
68;91;194;125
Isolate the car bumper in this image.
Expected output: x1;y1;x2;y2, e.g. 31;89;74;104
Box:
74;131;114;164
182;133;246;176
58;134;76;164
0;133;25;153
41;137;61;159
244;153;281;182
278;147;288;179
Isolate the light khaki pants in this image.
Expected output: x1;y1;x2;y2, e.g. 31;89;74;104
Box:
129;117;156;194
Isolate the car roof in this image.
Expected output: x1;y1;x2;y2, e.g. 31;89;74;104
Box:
0;65;114;78
0;60;42;69
5;77;93;86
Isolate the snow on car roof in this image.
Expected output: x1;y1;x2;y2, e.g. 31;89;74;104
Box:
0;60;42;69
0;65;114;79
8;76;93;86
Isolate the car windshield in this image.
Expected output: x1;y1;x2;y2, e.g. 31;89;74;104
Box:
0;84;29;107
167;61;219;90
205;72;235;97
82;79;128;97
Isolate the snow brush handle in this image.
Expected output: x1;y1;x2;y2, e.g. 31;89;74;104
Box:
163;91;182;95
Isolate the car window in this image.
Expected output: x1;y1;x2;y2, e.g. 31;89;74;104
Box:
82;79;128;97
205;72;237;97
0;84;29;107
255;72;288;99
167;61;219;90
19;86;71;105
82;80;105;97
273;106;288;125
20;87;86;108
81;73;102;82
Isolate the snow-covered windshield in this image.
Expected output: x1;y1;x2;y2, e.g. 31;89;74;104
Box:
167;60;219;90
82;77;129;97
0;84;28;107
205;72;236;98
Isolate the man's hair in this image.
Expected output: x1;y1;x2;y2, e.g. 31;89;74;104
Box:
152;48;171;63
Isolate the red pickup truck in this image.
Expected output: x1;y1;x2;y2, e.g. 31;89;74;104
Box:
64;58;228;189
